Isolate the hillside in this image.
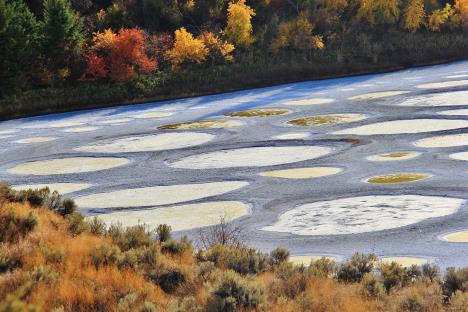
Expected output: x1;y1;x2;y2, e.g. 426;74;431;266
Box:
0;184;466;311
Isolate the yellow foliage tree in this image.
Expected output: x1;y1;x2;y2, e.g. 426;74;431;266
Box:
271;13;324;53
427;4;456;31
403;0;425;32
200;31;235;62
92;29;117;51
358;0;401;25
456;0;468;31
223;0;256;48
165;27;209;69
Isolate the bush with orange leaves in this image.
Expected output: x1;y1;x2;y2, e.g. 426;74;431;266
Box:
86;28;157;81
0;183;467;312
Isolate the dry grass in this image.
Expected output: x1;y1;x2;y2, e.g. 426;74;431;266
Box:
0;191;466;311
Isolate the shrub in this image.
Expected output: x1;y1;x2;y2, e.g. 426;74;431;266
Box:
87;217;107;235
155;268;186;293
91;243;121;268
117;250;139;270
198;261;217;282
175;296;202;312
380;261;406;292
443;267;468;297
139;302;157;312
308;257;337;278
361;273;385;298
272;264;309;299
421;263;440;282
208;270;265;312
448;290;468;311
269;247;289;265
397;283;444;312
118;292;137;311
137;245;160;267
30;265;60;283
66;212;89;235
11;187;76;216
204;244;269;275
405;265;423;283
156;224;172;242
337;253;377;283
161;239;183;254
0;210;38;243
0;254;19;273
112;225;152;251
59;198;76;216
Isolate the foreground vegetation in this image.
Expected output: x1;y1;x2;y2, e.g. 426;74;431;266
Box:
0;184;467;311
2;0;468;119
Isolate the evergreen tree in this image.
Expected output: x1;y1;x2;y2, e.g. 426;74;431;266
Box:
0;0;41;97
42;0;86;82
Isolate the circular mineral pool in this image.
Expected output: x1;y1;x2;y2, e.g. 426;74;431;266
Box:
283;98;334;106
414;133;468;148
332;119;468;135
75;132;215;153
13;183;92;194
262;195;464;235
259;167;342;179
75;181;249;209
440;231;468;243
367;151;421;162
169;146;333;169
224;109;290;118
157;119;244;130
365;173;430;184
287;114;366;127
348;91;410;100
95;201;249;231
8;157;129;175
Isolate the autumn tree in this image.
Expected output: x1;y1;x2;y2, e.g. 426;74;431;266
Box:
86;28;157;81
165;27;209;69
200;31;235;64
427;4;457;31
96;1;133;31
0;0;41;96
223;0;255;48
403;0;425;32
271;13;324;54
358;0;401;25
456;0;468;32
42;0;86;82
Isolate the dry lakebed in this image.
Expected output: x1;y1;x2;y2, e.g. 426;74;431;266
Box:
1;61;468;268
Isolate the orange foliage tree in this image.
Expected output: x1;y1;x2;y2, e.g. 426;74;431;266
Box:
456;0;468;31
86;28;157;81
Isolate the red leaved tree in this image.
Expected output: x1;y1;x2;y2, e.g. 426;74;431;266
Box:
86;28;157;81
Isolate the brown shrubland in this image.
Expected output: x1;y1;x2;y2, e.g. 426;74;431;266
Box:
0;184;466;311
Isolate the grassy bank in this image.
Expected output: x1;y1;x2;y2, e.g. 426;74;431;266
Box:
0;56;465;122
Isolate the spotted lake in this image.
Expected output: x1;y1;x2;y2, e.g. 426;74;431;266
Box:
1;61;467;268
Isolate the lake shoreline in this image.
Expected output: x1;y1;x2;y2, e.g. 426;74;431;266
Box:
1;56;467;122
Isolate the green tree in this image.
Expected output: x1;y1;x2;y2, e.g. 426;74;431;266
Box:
0;0;41;97
42;0;86;83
